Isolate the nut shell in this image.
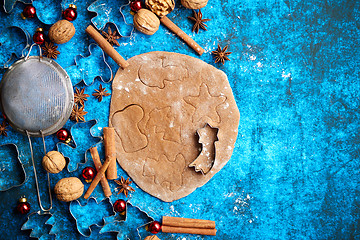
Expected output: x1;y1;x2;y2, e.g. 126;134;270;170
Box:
134;9;160;35
145;0;175;17
48;20;75;44
144;236;161;240
42;151;66;174
181;0;208;9
54;177;84;202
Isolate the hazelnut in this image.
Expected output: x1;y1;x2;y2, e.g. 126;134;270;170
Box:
42;151;66;174
145;0;175;17
181;0;208;9
134;9;160;35
48;20;75;44
54;177;84;202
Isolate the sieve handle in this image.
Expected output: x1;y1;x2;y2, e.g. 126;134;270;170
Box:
26;131;53;212
24;43;43;61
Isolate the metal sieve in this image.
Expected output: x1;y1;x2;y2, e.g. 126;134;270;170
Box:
0;45;74;212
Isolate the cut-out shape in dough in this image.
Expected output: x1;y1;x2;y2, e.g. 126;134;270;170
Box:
139;58;188;89
111;105;148;153
146;107;181;143
143;154;185;192
189;124;219;174
184;82;227;123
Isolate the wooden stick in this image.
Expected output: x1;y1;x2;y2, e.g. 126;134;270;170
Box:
162;216;215;229
160;16;204;56
85;25;129;69
84;153;112;199
90;147;112;198
104;127;117;180
162;225;217;236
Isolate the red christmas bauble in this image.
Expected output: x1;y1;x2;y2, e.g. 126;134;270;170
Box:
63;4;77;21
17;198;31;214
21;5;36;19
113;199;126;213
82;167;96;182
148;221;162;234
33;28;45;45
56;128;70;142
130;0;143;12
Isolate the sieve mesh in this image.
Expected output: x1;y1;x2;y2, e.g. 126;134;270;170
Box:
0;56;73;137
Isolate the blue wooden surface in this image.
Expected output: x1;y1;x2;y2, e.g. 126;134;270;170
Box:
0;0;360;239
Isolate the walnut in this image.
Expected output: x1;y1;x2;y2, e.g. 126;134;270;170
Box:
134;9;160;35
54;177;84;202
42;151;66;174
181;0;208;9
144;236;161;240
48;20;75;44
145;0;175;17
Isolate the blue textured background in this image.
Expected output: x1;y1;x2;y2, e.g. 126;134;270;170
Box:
0;0;360;239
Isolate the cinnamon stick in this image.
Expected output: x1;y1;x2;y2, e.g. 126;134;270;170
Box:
85;25;129;69
160;16;204;56
103;127;117;180
162;216;215;229
90;147;112;198
161;225;217;236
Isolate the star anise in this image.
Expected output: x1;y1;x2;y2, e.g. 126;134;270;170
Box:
212;44;232;65
92;84;111;102
188;9;211;33
101;26;121;46
74;87;89;106
42;41;60;59
0;121;8;137
114;177;135;197
70;105;87;122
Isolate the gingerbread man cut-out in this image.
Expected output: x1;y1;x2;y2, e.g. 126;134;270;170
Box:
111;105;148;153
189;124;219;174
143;154;186;192
184;83;226;123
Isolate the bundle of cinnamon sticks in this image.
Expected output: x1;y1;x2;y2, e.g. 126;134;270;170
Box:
84;127;117;199
162;216;216;236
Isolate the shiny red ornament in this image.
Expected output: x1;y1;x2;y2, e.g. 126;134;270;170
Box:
33;28;45;45
56;128;70;142
130;0;143;12
148;221;162;234
82;167;96;182
21;5;36;19
63;4;77;21
17;197;31;214
113;199;126;213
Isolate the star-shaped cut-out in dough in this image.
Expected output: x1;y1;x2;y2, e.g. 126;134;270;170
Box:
184;83;226;123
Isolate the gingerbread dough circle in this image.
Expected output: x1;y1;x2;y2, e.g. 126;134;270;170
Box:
110;51;239;202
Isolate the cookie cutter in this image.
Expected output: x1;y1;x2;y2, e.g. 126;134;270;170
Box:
0;26;31;68
0;143;26;192
69;197;115;237
3;0;32;13
21;211;53;239
87;0;135;39
56;119;102;172
32;0;62;25
65;43;113;86
100;199;155;240
189;123;219;175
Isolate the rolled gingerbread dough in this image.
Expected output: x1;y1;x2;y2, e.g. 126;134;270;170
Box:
109;51;239;202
